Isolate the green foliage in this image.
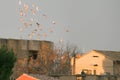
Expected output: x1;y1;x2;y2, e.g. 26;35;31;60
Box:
0;45;16;80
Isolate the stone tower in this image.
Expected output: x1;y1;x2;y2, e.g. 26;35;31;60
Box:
0;38;54;78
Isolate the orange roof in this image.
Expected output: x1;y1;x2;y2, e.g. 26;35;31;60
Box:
16;74;39;80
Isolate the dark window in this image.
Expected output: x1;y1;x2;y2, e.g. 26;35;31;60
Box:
93;55;99;57
93;64;98;66
29;50;38;60
93;70;96;75
32;53;37;59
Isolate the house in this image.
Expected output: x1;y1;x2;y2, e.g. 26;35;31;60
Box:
16;74;39;80
72;50;120;75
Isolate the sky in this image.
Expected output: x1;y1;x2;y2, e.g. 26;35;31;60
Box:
0;0;120;52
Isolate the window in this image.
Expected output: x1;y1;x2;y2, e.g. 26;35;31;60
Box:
93;55;99;57
93;64;98;66
82;69;92;75
32;53;37;59
29;50;38;60
93;70;96;75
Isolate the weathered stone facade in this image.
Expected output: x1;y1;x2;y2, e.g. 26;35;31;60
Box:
0;38;54;78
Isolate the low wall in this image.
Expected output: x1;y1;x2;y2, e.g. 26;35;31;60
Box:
60;75;76;80
47;74;120;80
78;75;119;80
58;75;120;80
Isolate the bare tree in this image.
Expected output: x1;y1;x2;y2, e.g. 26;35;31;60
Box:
27;42;80;75
53;43;79;75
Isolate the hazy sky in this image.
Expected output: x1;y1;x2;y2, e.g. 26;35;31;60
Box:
0;0;120;52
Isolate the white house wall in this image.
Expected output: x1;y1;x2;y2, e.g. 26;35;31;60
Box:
75;50;113;75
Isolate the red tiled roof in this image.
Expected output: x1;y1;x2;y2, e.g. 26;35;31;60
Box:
16;74;39;80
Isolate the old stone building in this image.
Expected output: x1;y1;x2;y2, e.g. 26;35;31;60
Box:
0;38;54;78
